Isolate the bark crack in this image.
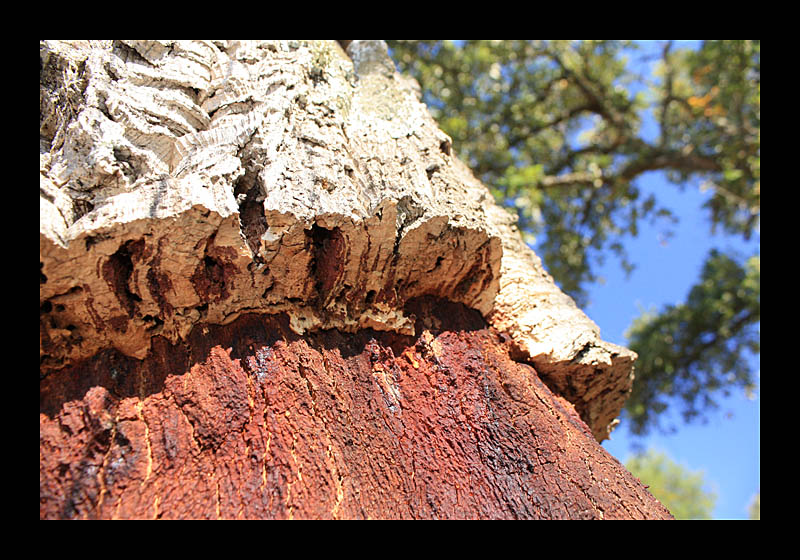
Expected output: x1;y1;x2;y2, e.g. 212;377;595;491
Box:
215;473;222;520
95;407;120;515
320;351;346;518
137;401;154;487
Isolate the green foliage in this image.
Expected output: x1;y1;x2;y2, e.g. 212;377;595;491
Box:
624;250;759;435
625;449;717;519
655;41;760;239
748;492;760;520
388;40;760;437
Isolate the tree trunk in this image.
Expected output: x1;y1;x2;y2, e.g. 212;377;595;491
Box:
39;40;672;519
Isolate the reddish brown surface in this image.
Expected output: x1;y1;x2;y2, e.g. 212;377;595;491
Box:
40;299;672;519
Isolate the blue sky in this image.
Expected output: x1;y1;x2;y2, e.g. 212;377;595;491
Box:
574;41;760;519
588;173;760;519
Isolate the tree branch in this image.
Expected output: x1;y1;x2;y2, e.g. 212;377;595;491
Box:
539;171;597;188
658;41;675;148
542;46;626;130
672;307;758;384
619;146;723;181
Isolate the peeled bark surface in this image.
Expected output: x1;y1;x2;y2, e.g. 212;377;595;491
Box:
40;299;670;519
40;40;670;519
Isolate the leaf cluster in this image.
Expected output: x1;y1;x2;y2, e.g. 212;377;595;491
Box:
625;449;717;519
654;41;760;238
624;251;760;435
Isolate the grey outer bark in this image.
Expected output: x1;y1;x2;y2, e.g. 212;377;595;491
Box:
39;40;636;441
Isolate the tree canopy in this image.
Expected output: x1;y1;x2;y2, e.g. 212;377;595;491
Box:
387;40;760;436
625;449;717;519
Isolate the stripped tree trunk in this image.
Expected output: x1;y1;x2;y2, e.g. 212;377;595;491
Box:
40;40;672;519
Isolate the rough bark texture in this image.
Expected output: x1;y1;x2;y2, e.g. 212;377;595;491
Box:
40;299;669;519
40;40;670;519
